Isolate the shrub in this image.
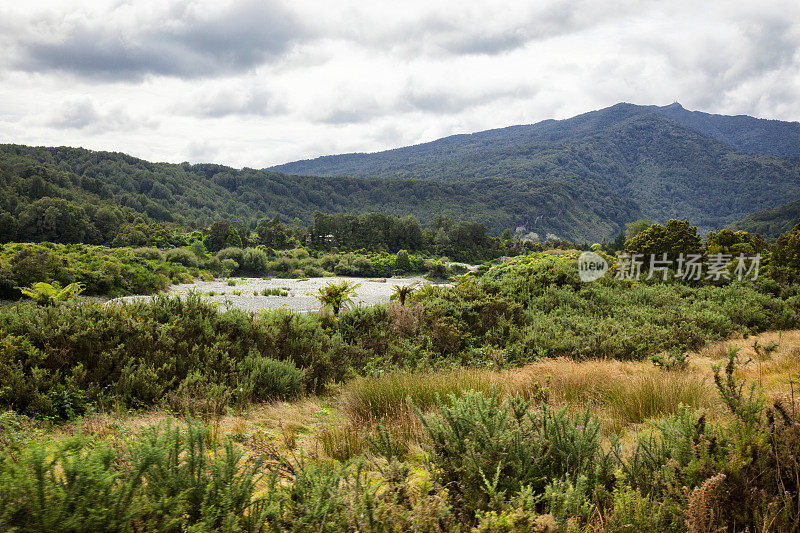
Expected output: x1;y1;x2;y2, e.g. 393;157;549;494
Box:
165;247;200;268
240;247;269;274
242;355;304;401
395;249;411;272
0;421;272;532
418;390;614;520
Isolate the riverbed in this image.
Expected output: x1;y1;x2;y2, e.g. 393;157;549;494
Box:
114;275;439;313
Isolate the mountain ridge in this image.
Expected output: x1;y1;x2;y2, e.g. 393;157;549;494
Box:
269;104;800;233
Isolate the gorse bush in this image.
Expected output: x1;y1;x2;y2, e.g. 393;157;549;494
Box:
418;390;614;521
0;295;334;417
0;421;271;532
422;253;798;362
2;251;797;418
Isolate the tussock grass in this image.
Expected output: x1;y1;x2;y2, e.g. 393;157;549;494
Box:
605;372;711;430
340;358;715;435
340;368;546;427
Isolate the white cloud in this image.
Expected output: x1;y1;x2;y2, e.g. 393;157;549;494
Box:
0;0;798;167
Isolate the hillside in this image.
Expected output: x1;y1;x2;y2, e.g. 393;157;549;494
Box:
0;144;638;243
730;198;800;238
270;103;800;232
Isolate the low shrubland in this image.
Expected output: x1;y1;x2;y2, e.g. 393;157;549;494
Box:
0;242;209;299
0;242;456;301
2;249;800;530
2;347;799;531
1;252;797;420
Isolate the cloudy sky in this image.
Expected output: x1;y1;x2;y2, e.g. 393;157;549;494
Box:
1;0;799;168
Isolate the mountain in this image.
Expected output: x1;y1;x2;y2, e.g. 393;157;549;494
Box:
657;102;800;158
270;103;800;233
4;102;799;245
730;199;800;239
0;144;638;243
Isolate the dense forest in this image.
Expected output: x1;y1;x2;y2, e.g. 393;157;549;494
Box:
0;144;637;242
272;103;800;233
731;198;800;238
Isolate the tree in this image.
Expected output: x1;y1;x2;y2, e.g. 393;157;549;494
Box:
316;280;361;316
705;229;767;256
395;249;411;272
625;219;651;240
773;222;800;283
204;221;235;253
257;216;290;249
390;282;418;306
0;212;17;243
625;219;702;259
17;198;88;243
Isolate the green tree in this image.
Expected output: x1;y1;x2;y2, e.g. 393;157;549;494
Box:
17;198;88;243
204;221;233;253
395;249;411;272
257;216;290;249
625;219;702;258
773;222;800;282
0;212;17;243
316;280;360;316
625;219;651;240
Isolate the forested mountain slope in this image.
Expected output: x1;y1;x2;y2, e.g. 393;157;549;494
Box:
0;144;638;243
730;198;800;238
270;103;800;232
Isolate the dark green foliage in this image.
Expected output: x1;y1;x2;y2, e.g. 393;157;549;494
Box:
0;434;143;532
0;421;271;532
731;198;800;239
625;219;702;258
772;222;800;283
0;143;638;241
0;295;330;417
0;242;205;298
418;390;613;520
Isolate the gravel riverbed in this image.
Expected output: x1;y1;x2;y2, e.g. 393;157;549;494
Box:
114;275;441;313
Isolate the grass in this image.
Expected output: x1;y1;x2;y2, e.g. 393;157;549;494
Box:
339;357;716;438
23;329;800;465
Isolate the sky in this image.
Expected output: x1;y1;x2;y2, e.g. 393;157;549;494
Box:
1;0;799;168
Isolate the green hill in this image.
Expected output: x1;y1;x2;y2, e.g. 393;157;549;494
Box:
0;144;638;243
270;103;800;233
4;102;798;245
730;199;800;239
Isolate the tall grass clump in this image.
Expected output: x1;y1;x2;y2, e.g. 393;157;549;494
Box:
340;368;547;427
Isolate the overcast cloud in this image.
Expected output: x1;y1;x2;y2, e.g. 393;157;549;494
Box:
0;0;799;168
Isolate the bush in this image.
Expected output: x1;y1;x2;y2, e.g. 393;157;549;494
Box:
165;247;199;268
242;355;304;401
0;421;271;532
418;390;614;520
0;295;348;417
0;243;205;298
395;249;411;272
